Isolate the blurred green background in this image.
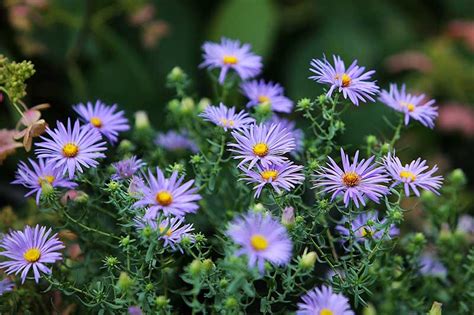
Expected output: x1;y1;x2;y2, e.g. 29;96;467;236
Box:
1;0;473;206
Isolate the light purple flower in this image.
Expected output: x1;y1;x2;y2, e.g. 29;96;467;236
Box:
133;168;201;219
227;212;292;274
36;119;107;179
229;123;295;169
155;130;198;153
200;37;262;84
297;285;354;315
0;225;64;283
199;102;255;131
313;148;390;208
128;306;142;315
335;211;399;242
383;153;443;197
12;158;77;204
0;278;14;295
128;175;146;198
241;161;305;198
111;156;145;180
74;100;130;144
241;80;294;113
379;84;438;128
457;215;474;234
419;254;447;277
309;55;379;106
266;115;304;155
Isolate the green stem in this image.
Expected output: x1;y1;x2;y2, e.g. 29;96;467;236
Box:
61;207;120;240
390;116;404;149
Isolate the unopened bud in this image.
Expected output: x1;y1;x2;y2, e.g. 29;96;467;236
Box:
299;251;317;269
40;181;54;196
202;259;214;271
167;66;185;82
448;169;466;186
366;135;377;146
380;143;390;154
297;98;312;110
189;259;202;277
197;98;211;112
252;203;266;213
180;97;195;114
117;272;134;291
281;206;295;227
428;302;442;315
155;295;169;308
224;297;238;309
134;111;150;129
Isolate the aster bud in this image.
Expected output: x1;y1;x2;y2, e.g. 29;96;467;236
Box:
167;99;181;113
155;295;169;308
255;102;272;116
190;154;203;165
118;139;135;152
421;190;436;203
224;297;238;309
362;303;377;315
134;111;150;130
189;259;203;277
428;302;442;315
281;206;295;227
219;278;228;288
202;259;214;272
252;203;266;213
380;143;391;154
197;98;211;112
334;120;345;130
107;181;120;191
104;256;119;268
120;235;131;247
117;272;134;291
448;168;466;187
145;283;154;292
299;251;317;270
180;97;195;114
297;98;312;110
366;135;377;147
142;226;153;238
167;66;185;83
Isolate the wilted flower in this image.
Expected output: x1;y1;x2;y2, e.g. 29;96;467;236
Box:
229;123;295;169
313;148;390;208
74;100;130;144
0;278;14;296
12;158;77;204
0;129;23;164
241;161;305;198
335;211;399;242
227;212;292;274
379;84;438;128
297;285;354;315
383;153;443;197
309;55;379;106
111;156;145;180
241;79;294;113
200;38;262;84
199;102;255;131
419;254;447;277
35;119;107;179
14;103;49;151
0;225;64;283
133;168;201;219
155;130;199;153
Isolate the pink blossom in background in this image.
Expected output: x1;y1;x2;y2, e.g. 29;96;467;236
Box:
446;20;474;51
129;3;156;26
385;51;433;73
437;103;474;137
142;20;169;48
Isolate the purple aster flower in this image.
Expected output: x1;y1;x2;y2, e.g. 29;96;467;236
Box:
111;156;145;180
419;254;447;277
200;37;262;84
457;215;474;234
35;119;107;179
199;102;255;131
313;148;390;208
74;100;130;144
309;55;379;106
383;153;443;197
241;161;305;198
128;306;142;315
229;123;295;169
0;225;64;284
133;168;201;219
227;212;292;274
379;84;438;128
155;130;198;153
12;158;77;204
128;175;146;198
241;79;294;113
266;115;304;155
0;278;14;295
296;285;354;315
335;211;399;242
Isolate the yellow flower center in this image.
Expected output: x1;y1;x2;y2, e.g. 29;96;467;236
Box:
400;170;416;182
258;95;270;104
342;171;360;187
260;169;278;181
159;226;173;237
400;101;415;112
320;309;334;315
220;118;235;127
341;73;351;87
253;143;269;157
223;55;238;65
38;175;55;185
361;227;373;237
23;247;41;263
156;191;173;206
90;116;103;128
62;142;79;158
250;234;268;251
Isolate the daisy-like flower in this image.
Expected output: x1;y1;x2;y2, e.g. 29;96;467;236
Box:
0;278;14;295
155;130;199;153
457;215;474;234
383;153;443;197
313;148;390;208
134;216;195;252
266;115;304;154
12;158;77;204
309;55;379;106
133;168;201;219
379;84;438;128
229;123;295;169
200;37;262;84
73;100;130;144
241;80;294;113
199;102;255;131
335;211;399;242
35;119;107;179
111;156;145;180
419;254;447;277
0;225;64;283
241;161;305;198
227;212;292;274
296;285;354;315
